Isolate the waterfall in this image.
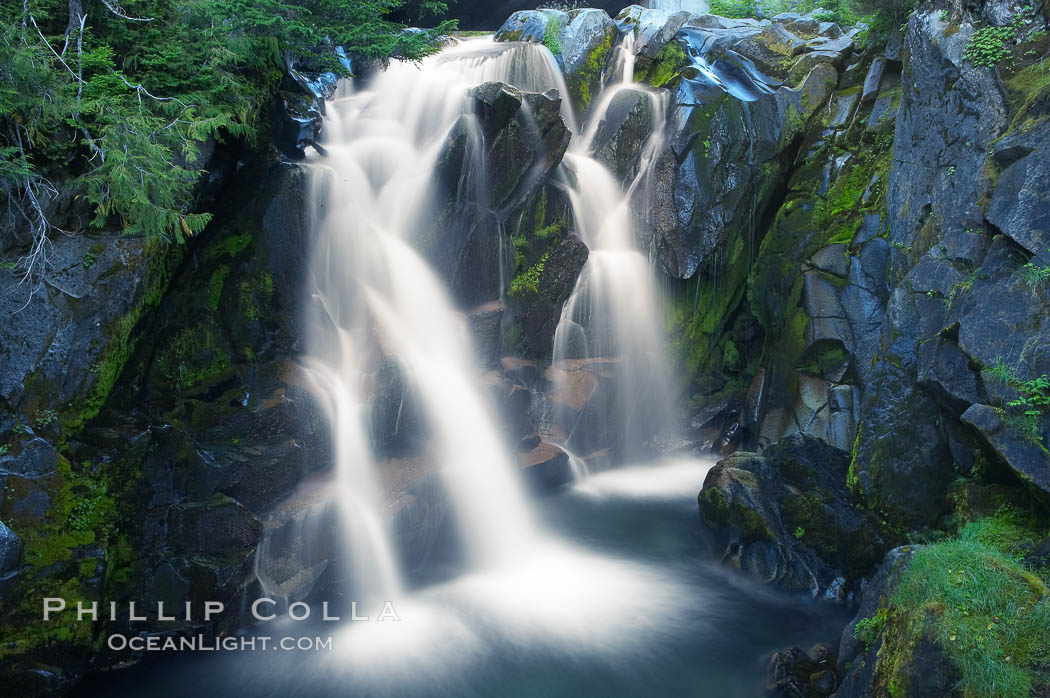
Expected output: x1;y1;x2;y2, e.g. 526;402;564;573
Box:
551;33;675;469
261;28;679;604
272;39;580;599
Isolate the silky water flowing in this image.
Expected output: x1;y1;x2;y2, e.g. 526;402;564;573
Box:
76;36;848;698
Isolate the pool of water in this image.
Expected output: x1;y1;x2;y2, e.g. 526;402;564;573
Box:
75;459;849;698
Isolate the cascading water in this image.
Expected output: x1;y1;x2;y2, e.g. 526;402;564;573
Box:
82;30;852;698
292;39;580;589
551;33;675;467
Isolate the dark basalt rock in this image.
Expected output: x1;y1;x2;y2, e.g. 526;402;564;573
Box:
430;83;571;308
591;87;658;184
963;404;1050;503
986;130;1050;267
516;234;590;358
0;520;22;575
697;433;886;597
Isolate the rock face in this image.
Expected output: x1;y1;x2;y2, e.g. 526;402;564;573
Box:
429;82;571;308
698;434;885;597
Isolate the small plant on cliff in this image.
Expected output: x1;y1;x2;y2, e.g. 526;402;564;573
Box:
964;10;1038;69
989;358;1049;452
509;250;549;298
854;607;887;647
964;25;1015;67
1021;261;1050;288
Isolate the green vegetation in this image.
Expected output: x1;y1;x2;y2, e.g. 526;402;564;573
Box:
509;250;549;297
884;509;1050;698
568;29;613;110
639;39;687;89
1021;260;1050;288
854;606;888;646
964;9;1041;69
1;0;453;292
706;0;895;45
964;24;1016;67
542;17;562;57
989;357;1050;452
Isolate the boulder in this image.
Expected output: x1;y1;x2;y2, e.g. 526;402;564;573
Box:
561;9;618;112
986;130;1050;266
697;434;885;596
615;6;692;58
516;234;590;358
519;442;573;491
730;23;806;80
494;10;550;43
591;87;658;183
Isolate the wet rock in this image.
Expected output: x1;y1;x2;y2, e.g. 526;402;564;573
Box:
591;87;658;183
697;434;885;596
472;81;523;141
467;300;504;367
369;360;427;459
731;23;807;79
494;10;550;43
434;84;570;307
561;9;618;112
168;495;262;557
767;644;839;696
516;234;590;358
0;520;22;575
615;6;692;58
519;442;573;491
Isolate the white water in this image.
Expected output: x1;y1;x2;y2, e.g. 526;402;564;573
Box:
552;33;675;466
268;31;675;610
293;39;571;592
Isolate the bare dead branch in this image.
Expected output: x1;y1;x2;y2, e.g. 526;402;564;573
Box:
99;0;154;22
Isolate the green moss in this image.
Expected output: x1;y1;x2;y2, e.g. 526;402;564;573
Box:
640;39;688;89
65;239;182;434
571;31;614;111
855;606;889;646
0;455;124;660
543;18;562;57
206;231;254;260
207;265;231;312
238;271;275;322
699;483;774;542
798;339;849;377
